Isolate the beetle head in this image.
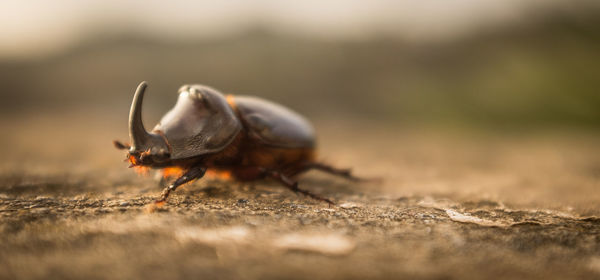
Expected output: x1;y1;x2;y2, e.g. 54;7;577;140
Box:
126;81;170;166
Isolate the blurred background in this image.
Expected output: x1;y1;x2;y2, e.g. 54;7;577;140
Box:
1;0;599;130
0;0;599;204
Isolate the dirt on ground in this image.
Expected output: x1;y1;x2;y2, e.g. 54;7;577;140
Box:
1;115;600;280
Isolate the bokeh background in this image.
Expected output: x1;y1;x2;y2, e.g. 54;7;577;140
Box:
1;0;599;129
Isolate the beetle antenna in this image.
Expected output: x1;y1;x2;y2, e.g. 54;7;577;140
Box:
113;140;130;150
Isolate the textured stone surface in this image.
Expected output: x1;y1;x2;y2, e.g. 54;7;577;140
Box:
1;117;599;279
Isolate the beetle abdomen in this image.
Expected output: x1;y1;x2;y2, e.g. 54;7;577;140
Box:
231;146;316;181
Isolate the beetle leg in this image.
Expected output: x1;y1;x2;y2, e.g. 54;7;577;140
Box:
261;168;335;206
298;162;376;182
155;166;206;203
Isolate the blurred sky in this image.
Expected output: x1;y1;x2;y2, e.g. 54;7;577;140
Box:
0;0;594;59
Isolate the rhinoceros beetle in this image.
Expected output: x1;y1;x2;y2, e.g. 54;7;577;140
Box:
114;82;362;205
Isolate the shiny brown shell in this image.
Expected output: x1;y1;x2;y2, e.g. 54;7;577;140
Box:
153;85;241;159
233;96;315;149
152;85;315;160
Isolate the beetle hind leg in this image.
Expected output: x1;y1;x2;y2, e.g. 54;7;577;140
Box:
261;168;334;205
297;162;373;182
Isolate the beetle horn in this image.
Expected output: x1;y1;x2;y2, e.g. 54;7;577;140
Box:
128;81;153;152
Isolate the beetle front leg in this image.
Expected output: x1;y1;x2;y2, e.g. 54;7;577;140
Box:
155;166;206;203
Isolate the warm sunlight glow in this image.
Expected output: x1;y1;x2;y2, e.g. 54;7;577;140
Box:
162;167;185;179
205;169;232;180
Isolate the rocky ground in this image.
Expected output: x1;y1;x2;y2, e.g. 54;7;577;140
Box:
1;116;599;280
